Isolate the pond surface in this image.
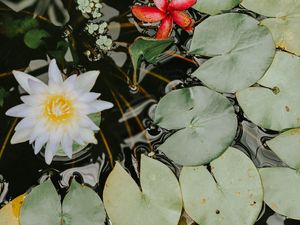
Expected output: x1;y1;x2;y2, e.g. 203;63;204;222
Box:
0;0;298;224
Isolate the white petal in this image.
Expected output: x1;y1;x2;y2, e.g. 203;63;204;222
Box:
86;100;113;114
13;70;44;94
15;117;35;131
10;129;31;144
79;128;97;144
21;95;45;106
75;71;99;92
61;134;72;158
79;115;99;130
78;92;101;103
63;74;77;89
29;120;46;143
34;134;48;154
45;144;55;164
28;79;47;94
6;104;30;117
48;59;63;85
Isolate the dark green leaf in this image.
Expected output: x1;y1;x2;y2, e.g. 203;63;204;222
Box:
24;29;50;49
0;87;9;107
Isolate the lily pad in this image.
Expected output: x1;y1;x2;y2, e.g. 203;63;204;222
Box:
0;194;25;225
20;179;106;225
193;0;241;15
237;51;300;131
260;168;300;220
24;29;49;49
267;128;300;170
190;13;275;93
154;86;237;166
242;0;300;55
180;147;263;225
103;155;182;225
129;37;173;84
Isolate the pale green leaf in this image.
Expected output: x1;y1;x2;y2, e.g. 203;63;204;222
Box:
103;155;182;225
260;167;300;220
241;0;300;55
62;180;106;225
180;147;263;225
193;0;241;15
154;86;237;166
190;13;275;93
20;180;61;225
237;51;300;131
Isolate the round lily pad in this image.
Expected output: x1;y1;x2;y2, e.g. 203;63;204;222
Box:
267;128;300;170
193;0;241;15
154;86;237;166
103;155;182;225
180;147;263;225
20;180;61;225
260;168;300;220
237;51;300;131
189;13;275;93
242;0;300;55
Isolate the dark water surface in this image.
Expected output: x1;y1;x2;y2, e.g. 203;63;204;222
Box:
0;1;298;224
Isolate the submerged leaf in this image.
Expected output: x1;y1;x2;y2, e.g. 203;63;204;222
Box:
242;0;300;55
193;0;241;15
129;37;173;84
190;13;275;93
24;29;49;49
154;86;237;166
0;87;9;107
237;51;300;131
260;168;300;220
180;147;263;225
103;155;182;225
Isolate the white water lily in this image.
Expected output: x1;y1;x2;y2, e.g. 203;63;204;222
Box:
6;59;113;164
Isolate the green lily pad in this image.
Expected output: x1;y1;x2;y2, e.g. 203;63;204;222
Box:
24;29;49;49
242;0;300;55
180;147;263;225
260;168;300;220
154;86;237;166
193;0;241;15
103;155;182;225
190;13;275;93
267;128;300;170
20;179;106;225
129;37;173;84
237;51;300;131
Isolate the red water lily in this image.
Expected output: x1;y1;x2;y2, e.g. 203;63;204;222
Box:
131;0;196;39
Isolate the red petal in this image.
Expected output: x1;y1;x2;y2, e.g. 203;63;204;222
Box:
183;21;194;32
168;0;196;11
156;16;173;39
131;6;166;23
154;0;168;12
170;10;192;28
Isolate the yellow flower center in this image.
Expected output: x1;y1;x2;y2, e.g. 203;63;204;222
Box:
44;95;74;123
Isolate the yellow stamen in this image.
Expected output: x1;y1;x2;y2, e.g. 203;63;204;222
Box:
44;95;74;123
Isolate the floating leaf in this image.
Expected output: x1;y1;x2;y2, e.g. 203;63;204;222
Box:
193;0;241;15
180;147;263;225
267;128;300;170
20;180;61;225
154;86;237;166
20;179;106;225
0;194;25;225
260;168;300;220
0;87;9;107
24;29;49;49
103;155;182;225
190;13;275;93
242;0;300;55
129;37;173;84
237;51;300;131
62;181;106;225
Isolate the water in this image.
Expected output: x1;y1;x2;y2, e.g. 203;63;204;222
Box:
0;1;298;224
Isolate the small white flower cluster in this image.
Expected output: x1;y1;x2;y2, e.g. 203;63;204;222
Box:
86;22;108;35
96;35;113;51
77;0;103;18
